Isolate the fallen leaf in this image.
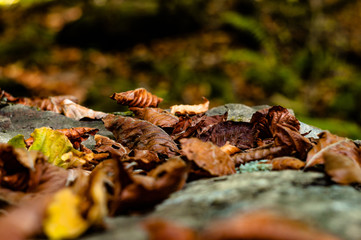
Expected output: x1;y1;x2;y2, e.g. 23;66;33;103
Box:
232;145;286;165
7;134;27;149
103;114;179;157
271;156;305;170
142;218;198;240
219;142;241;155
180;138;236;177
305;131;357;168
198;121;255;150
61;99;108;120
94;134;130;157
130;107;179;128
110;88;163;108
324;151;361;185
55;127;99;149
170;97;209;115
201;210;341;240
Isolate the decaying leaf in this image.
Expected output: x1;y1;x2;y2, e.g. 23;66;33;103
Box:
103;114;179;157
271;156;305;170
232;145;285;165
142;218;198;240
110;88;163;108
0;89;78;114
201;210;341;240
198;121;255;150
62;99;108;120
130;107;179;128
94;134;130;158
171;113;226;140
305;131;358;168
170;97;209;115
324;151;361;185
56;127;99;149
27;127;94;169
108;157;188;215
180;138;236;176
219;142;241;155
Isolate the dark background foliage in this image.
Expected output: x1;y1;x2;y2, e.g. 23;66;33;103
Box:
1;0;361;138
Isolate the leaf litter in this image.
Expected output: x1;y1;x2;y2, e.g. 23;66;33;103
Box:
0;87;358;239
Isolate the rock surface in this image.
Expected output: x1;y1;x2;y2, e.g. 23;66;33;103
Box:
1;103;360;240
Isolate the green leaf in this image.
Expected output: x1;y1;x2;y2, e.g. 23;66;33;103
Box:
28;127;85;168
7;134;27;149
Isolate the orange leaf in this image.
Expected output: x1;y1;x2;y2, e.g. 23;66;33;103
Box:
170;97;209;115
130;107;179;128
180;138;236;176
232;145;285;165
324;151;361;185
103;114;179;157
110;88;163;108
219;142;241;155
271;156;305;170
201;210;341;240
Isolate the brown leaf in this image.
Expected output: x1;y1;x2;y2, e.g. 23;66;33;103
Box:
142;218;198;240
0;196;52;240
201;210;341;240
305;131;357;168
271;156;305;170
55;127;99;149
197;121;255;150
171;113;226;141
94;134;130;157
110;88;163;108
324;151;361;185
130;107;179;128
180;138;236;176
170;97;209;115
103;114;179;157
108;157;188;215
219;142;241;155
61;99;108;120
232;145;286;165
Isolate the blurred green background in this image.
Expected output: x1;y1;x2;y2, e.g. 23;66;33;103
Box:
1;0;361;139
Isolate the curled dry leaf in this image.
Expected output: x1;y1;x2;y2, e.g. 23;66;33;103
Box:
142;218;198;240
110;88;163;108
232;145;285;165
271;156;305;170
61;99;108;120
324;151;361;185
170;97;209;115
305;131;358;168
107;157;188;215
171;113;226;141
219;142;241;155
201;210;341;240
94;134;130;159
130;107;179;128
180;138;236;176
198;121;255;150
103;114;179;157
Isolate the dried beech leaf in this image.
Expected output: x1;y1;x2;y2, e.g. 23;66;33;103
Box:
219;142;241;155
180;138;236;176
305;131;356;168
56;127;99;149
103;114;179;157
108;157;188;215
94;134;130;157
110;88;163;108
324;151;361;185
0;196;52;240
28;127;94;169
201;210;341;240
271;157;305;170
170;97;209;115
171;113;226;140
130;107;179;128
61;99;108;120
0;89;78;113
232;145;285;165
198;121;255;150
142;218;198;240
